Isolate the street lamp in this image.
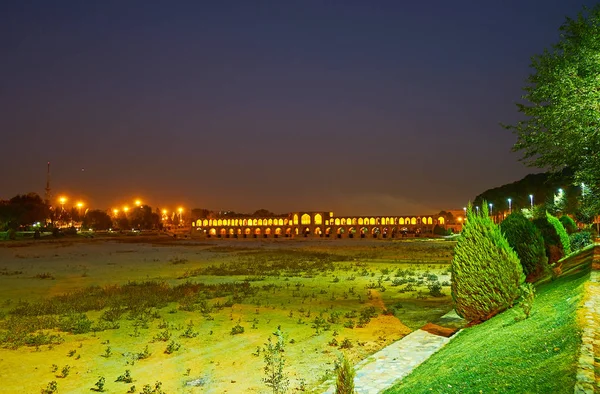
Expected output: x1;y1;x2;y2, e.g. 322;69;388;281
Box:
489;203;493;216
529;194;534;208
59;196;67;211
135;199;142;207
507;198;512;214
475;206;480;215
76;202;84;220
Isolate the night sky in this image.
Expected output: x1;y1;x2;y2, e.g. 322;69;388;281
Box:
1;1;595;215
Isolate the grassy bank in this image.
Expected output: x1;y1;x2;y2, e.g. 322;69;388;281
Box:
384;268;586;393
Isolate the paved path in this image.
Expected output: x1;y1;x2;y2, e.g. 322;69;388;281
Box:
320;328;456;394
575;270;600;394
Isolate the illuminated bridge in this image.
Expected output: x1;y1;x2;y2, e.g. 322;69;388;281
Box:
191;211;451;239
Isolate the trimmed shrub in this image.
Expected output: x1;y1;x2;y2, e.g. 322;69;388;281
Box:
451;203;524;322
570;230;594;252
532;216;564;265
559;215;577;234
546;212;571;255
500;212;548;282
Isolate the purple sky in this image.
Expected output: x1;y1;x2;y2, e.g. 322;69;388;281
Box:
0;1;594;215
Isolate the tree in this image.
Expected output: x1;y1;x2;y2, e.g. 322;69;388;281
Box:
533;215;564;265
505;5;600;194
263;329;288;394
500;212;548;282
0;193;48;230
82;210;112;230
451;203;524;322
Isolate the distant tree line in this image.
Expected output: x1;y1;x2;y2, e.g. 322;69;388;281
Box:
472;169;600;225
0;193;161;232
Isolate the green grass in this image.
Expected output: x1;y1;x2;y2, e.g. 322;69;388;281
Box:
384;269;586;394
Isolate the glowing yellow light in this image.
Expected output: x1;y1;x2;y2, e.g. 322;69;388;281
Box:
113;209;119;215
59;196;67;205
162;209;167;215
135;200;141;206
76;202;83;208
178;207;183;213
123;206;129;212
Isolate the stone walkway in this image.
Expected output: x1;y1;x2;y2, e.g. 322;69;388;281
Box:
320;311;464;393
575;270;600;394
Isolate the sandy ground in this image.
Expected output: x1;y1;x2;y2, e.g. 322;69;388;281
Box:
0;235;451;393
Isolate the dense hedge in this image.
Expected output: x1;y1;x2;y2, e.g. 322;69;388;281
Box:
558;215;578;234
451;203;524;322
500;212;548;282
533;216;564;265
570;230;594;252
547;212;571;256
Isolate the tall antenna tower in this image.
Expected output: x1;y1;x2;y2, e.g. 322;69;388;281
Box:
45;161;52;206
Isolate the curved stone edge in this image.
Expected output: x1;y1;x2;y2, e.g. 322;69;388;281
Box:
318;328;462;394
574;270;599;394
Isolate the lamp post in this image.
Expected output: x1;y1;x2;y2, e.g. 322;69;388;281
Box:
489;203;493;222
58;196;67;227
59;196;67;211
475;206;480;215
529;194;534;209
76;202;84;223
507;198;512;214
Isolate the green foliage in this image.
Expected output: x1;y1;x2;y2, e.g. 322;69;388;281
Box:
546;212;571;255
141;382;165;394
559;215;577;234
451;203;524;322
230;323;245;335
263;329;289;394
164;340;181;354
519;283;535;319
533;216;564;265
92;377;105;392
116;369;133;383
335;353;355;394
433;224;450;236
340;338;353;349
82;210;112;230
41;381;58;394
427;281;443;297
500;212;548;281
570;230;594;252
504;5;600;194
60;365;70;378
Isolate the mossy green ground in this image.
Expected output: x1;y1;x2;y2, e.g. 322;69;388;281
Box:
0;237;454;393
384;268;586;394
